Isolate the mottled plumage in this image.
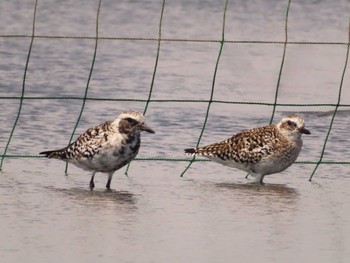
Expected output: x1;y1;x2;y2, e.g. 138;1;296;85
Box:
40;110;155;190
185;115;310;183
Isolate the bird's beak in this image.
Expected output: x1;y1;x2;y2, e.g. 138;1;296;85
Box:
140;123;155;133
300;127;311;135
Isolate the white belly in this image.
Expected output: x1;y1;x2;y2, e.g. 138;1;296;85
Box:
68;136;140;173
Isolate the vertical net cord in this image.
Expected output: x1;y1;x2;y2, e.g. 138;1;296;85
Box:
143;0;165;116
124;0;166;176
180;0;229;177
0;0;39;171
269;0;291;124
64;0;101;174
309;19;350;181
245;0;291;179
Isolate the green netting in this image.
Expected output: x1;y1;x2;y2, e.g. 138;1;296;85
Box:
1;0;349;181
63;0;102;174
124;0;166;175
309;18;350;181
0;0;38;170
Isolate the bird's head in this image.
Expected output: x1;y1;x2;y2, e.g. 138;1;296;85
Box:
277;114;310;140
114;110;155;135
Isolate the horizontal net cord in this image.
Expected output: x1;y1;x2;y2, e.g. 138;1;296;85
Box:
1;96;349;107
1;155;349;165
1;34;349;46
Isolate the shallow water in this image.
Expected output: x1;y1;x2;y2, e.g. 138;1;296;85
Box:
1;0;350;262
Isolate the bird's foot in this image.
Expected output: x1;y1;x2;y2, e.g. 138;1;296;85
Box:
89;181;95;191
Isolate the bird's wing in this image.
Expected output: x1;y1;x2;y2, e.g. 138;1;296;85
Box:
67;121;112;159
41;121;112;160
194;125;278;164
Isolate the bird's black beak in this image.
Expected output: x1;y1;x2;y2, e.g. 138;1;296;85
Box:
140;123;155;133
300;127;311;135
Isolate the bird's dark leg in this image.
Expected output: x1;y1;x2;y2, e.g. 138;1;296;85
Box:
90;172;96;190
106;172;113;190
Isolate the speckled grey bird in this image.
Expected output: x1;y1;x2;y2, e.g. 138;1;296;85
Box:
40;110;155;190
185;115;310;183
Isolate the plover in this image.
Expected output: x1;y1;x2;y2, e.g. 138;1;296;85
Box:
185;115;310;183
40;110;155;190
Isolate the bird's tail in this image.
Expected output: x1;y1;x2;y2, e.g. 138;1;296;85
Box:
184;148;197;156
39;149;68;159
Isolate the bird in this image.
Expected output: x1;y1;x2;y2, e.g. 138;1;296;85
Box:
184;114;310;184
40;110;155;190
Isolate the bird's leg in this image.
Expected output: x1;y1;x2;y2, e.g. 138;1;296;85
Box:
249;170;265;185
256;174;265;185
245;173;249;179
90;172;96;190
106;172;114;190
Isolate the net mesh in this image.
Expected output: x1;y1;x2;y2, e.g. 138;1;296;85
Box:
1;0;349;181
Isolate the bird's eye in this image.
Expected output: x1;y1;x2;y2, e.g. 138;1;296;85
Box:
125;118;137;124
287;120;295;126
